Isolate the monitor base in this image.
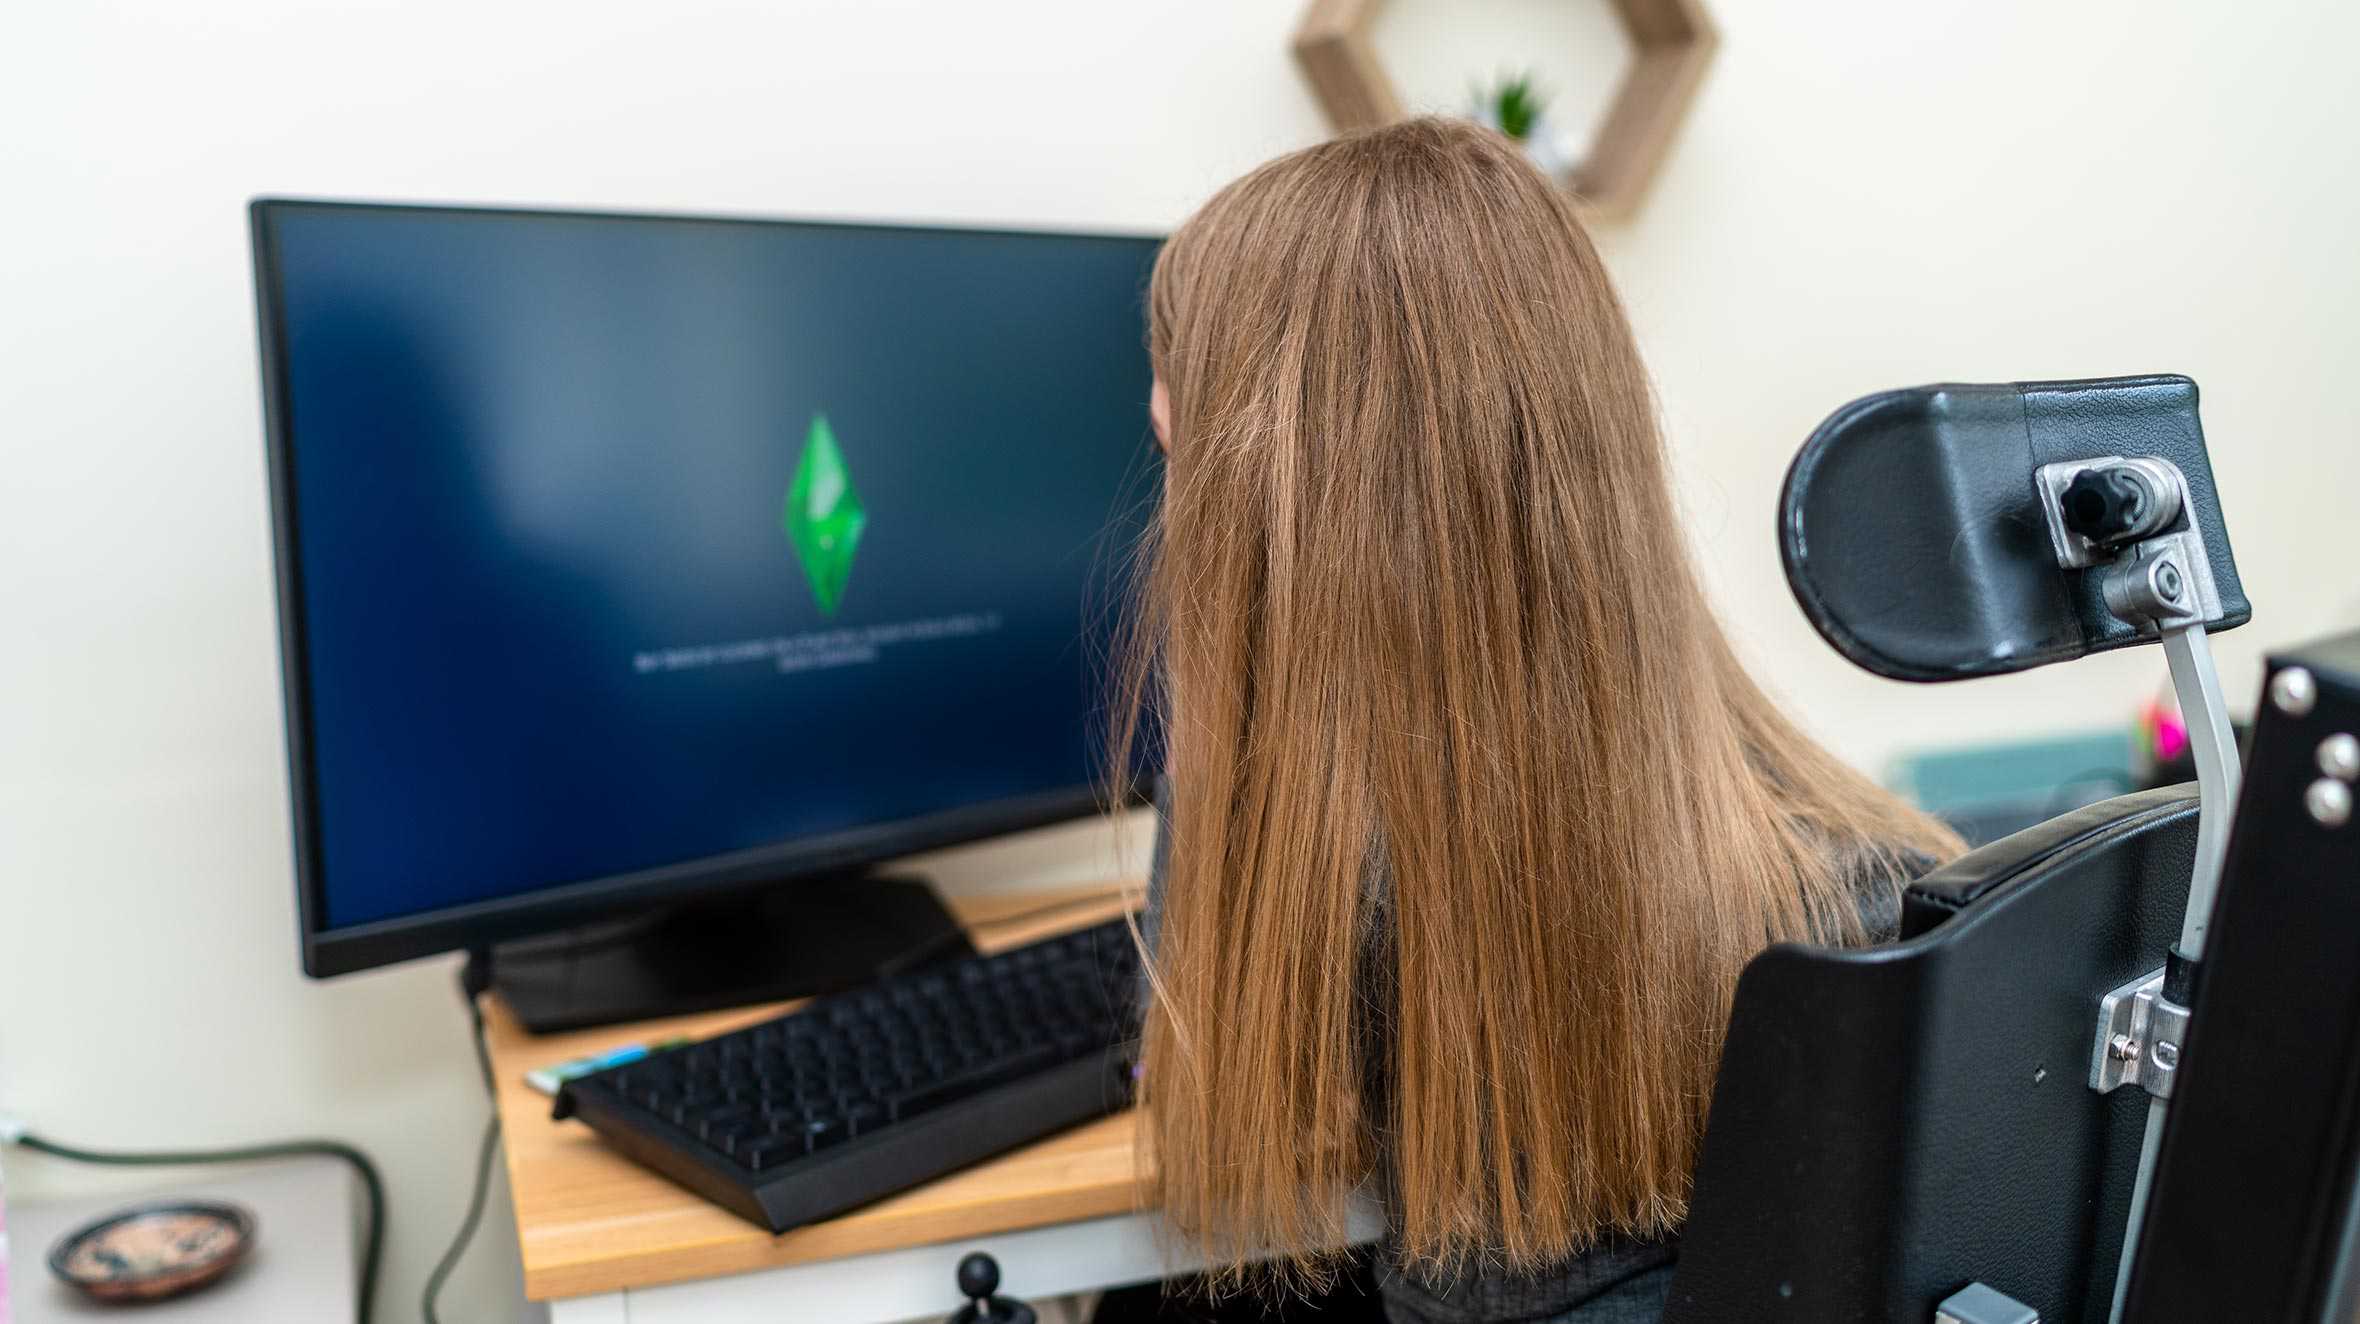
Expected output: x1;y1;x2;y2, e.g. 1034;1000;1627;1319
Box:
481;874;975;1034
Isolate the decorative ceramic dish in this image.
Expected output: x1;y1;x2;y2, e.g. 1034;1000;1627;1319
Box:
47;1200;254;1303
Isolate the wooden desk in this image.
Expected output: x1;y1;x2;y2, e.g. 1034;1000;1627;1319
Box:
486;884;1181;1322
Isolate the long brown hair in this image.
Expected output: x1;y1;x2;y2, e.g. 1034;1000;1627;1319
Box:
1112;117;1960;1281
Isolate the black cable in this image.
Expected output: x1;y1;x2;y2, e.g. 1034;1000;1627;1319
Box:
423;964;501;1324
11;1129;384;1324
457;956;497;1096
420;1115;500;1324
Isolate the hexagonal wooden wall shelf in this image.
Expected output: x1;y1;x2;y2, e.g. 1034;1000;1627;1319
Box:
1293;0;1719;220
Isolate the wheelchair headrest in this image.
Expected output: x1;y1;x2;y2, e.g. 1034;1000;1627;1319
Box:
1781;374;2248;683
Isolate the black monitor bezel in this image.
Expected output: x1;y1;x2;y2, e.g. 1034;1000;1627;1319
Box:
250;197;1158;978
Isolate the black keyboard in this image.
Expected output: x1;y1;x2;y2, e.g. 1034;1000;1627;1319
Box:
552;916;1142;1233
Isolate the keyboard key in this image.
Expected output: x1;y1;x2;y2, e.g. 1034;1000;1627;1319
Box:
842;1102;885;1136
886;1047;1058;1122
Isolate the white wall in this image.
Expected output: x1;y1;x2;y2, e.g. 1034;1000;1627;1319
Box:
1621;2;2360;767
2;2;2353;1319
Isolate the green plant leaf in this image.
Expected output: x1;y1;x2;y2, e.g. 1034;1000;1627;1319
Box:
1477;69;1549;141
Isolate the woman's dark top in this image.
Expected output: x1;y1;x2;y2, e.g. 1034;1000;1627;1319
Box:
1139;787;1923;1324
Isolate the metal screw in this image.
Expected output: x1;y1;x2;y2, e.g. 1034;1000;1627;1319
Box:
2320;734;2360;783
2108;1034;2140;1062
2152;560;2184;604
2309;778;2353;828
2273;667;2318;717
2153;1041;2180;1070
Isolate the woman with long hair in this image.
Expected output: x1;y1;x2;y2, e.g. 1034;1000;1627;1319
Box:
1109;117;1961;1322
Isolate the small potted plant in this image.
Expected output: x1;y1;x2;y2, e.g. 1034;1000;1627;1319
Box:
1470;71;1578;180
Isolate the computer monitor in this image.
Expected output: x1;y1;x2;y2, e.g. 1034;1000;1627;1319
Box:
251;200;1160;1026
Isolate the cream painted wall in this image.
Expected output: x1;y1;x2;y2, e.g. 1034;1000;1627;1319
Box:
2;2;2353;1319
1613;3;2360;769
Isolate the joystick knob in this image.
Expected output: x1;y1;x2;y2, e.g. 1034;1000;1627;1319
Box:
958;1252;1000;1303
948;1251;1036;1324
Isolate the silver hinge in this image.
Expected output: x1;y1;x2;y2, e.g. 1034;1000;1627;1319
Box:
2090;966;2190;1100
2034;457;2223;632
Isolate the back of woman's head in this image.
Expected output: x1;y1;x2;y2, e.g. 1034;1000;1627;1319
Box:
1121;117;1957;1281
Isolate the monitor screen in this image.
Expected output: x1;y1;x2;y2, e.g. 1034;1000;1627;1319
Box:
254;201;1160;974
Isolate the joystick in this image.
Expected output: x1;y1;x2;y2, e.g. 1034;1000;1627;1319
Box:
947;1251;1037;1324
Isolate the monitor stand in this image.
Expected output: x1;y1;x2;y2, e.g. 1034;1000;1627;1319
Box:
479;873;975;1035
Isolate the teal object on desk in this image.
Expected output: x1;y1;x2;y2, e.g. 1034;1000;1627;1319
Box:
525;1037;691;1096
1891;729;2137;845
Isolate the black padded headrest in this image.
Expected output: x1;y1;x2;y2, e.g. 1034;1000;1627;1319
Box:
1781;375;2248;682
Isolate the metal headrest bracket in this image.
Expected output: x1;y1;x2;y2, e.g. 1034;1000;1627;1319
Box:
2035;456;2246;1323
2035;455;2243;936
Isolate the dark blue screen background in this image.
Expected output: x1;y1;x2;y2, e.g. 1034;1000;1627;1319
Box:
265;205;1159;930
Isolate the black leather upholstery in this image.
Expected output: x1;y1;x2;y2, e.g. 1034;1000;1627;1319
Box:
1780;376;2248;682
1663;786;2200;1323
1899;784;2199;939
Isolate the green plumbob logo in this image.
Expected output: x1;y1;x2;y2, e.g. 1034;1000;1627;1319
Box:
780;413;866;615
